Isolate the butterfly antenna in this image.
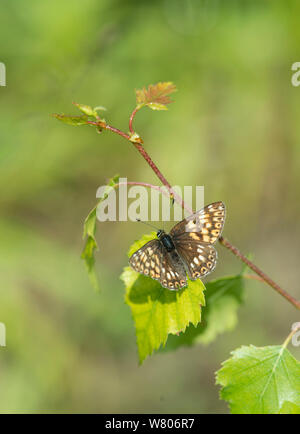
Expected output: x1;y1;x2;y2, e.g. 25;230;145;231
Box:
136;219;160;231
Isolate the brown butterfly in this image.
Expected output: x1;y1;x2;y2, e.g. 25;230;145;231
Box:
129;201;226;290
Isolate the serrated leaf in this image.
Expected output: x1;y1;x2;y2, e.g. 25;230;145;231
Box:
81;174;119;291
121;233;206;364
163;275;245;351
216;345;300;414
135;82;176;111
52;113;89;126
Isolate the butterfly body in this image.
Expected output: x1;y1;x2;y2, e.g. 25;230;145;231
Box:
129;202;226;291
157;230;176;252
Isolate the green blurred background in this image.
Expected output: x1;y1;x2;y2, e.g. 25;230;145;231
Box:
0;0;300;413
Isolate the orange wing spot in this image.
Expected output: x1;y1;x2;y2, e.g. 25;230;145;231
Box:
189;233;200;240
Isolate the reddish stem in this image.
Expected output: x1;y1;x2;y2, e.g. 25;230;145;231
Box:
89;112;300;311
129;107;139;134
219;237;300;310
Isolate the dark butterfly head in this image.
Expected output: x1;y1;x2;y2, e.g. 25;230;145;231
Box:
156;229;165;239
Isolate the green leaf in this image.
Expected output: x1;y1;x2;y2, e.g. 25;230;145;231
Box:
147;102;168;111
135;82;177;111
121;233;206;364
83;208;97;240
81;236;99;291
216;345;300;414
93;105;107;112
163;275;245;351
73;102;98;117
81;174;119;291
279;401;300;414
52;113;89;126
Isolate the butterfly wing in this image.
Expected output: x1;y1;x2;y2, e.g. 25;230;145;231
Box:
174;240;217;280
170;201;226;244
129;239;163;280
170;202;225;280
129;239;187;290
159;250;187;290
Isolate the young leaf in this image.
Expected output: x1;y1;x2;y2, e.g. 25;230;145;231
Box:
163;275;245;351
52;113;89;126
73;102;98;118
81;174;119;291
129;132;143;144
81;235;99;291
121;233;206;364
94;106;107;113
216;345;300;414
135;82;177;111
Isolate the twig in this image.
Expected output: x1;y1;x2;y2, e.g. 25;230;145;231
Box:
90;109;300;311
116;181;171;199
129;106;140;134
219;236;300;310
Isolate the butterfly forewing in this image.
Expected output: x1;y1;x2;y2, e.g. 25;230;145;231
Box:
129;239;187;290
170;201;226;245
129;239;162;280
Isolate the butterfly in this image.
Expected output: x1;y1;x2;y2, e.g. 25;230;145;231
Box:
129;201;226;290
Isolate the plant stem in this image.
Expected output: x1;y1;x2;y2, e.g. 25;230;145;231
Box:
282;323;300;348
116;181;171;199
243;274;265;283
91;117;300;311
219;236;300;310
129;106;140;134
89;118;193;214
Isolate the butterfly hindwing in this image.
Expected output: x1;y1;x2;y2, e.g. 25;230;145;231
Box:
159;250;187;290
174;240;217;280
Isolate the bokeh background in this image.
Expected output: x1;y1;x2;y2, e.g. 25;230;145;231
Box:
1;0;300;413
